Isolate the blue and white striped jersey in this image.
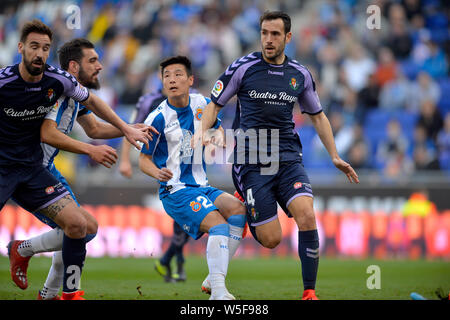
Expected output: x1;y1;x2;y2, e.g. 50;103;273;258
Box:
141;93;221;198
41;95;91;168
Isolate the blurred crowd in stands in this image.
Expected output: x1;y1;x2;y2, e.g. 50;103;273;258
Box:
0;0;449;182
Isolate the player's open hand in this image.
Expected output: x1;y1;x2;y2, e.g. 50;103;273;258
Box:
124;125;152;150
88;144;118;168
333;157;359;183
131;123;159;138
157;167;173;182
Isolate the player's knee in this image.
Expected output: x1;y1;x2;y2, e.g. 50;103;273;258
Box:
63;211;87;238
260;234;281;249
79;206;98;234
86;217;98;235
221;198;246;218
300;210;317;230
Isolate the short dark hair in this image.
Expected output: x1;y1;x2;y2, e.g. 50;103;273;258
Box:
259;11;291;34
20;19;53;43
160;56;192;76
58;38;95;71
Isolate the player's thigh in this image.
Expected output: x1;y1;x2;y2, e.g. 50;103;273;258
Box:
40;194;86;235
17;166;82;229
275;161;314;215
12;166;74;226
47;166;98;232
213;191;246;220
287;195;316;231
161;188;220;240
241;169;278;228
199;210;228;234
78;206;98;234
254;218;282;249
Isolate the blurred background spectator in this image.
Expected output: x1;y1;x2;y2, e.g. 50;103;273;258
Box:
0;0;448;184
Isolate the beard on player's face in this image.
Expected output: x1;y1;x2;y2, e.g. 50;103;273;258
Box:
23;52;45;76
263;44;285;62
78;65;100;90
262;37;286;63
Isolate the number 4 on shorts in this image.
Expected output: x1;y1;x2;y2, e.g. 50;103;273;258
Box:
246;188;255;206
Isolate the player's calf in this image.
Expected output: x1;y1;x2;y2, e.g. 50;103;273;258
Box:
41;196;89;296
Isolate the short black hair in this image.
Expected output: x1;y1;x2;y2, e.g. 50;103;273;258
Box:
20;19;53;43
58;38;95;71
160;56;192;76
259;11;291;34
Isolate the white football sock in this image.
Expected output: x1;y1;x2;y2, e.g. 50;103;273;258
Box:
40;251;63;299
228;225;244;259
18;228;63;257
206;234;229;297
205;225;243;284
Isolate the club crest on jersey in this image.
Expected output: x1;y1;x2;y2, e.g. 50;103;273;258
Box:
46;88;55;102
190;201;202;212
294;182;302;189
211;80;223;98
195;107;203;120
289;78;299;90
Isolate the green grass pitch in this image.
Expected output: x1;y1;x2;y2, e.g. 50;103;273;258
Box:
0;256;449;300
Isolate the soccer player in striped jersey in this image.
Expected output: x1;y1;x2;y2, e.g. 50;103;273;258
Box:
139;56;246;300
3;21;153;300
195;11;359;300
119;86;191;283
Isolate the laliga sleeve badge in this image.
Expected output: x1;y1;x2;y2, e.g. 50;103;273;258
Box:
211;80;223;98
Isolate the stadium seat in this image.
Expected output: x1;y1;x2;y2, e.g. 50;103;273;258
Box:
400;59;420;80
438;78;450;115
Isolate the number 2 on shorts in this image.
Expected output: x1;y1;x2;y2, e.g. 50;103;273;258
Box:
196;195;213;208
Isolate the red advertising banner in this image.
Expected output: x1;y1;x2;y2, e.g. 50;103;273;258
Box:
0;205;449;259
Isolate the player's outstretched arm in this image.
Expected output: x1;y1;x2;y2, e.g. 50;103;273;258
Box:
77;113;157;140
308;111;359;183
77;113;124;139
41;119;118;168
82;92;153;150
139;153;173;182
191;101;222;148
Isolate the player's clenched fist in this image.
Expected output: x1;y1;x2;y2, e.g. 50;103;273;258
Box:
157;167;173;182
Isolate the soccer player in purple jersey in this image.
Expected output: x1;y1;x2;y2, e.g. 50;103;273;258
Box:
1;20;152;300
194;11;359;300
12;38;156;300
